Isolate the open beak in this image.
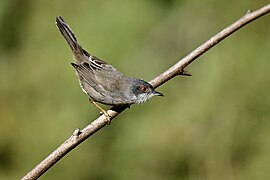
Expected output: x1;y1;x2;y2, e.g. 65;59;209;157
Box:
153;91;164;96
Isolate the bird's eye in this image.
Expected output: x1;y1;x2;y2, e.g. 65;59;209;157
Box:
140;85;148;93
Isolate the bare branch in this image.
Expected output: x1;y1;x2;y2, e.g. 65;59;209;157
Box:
22;4;270;180
150;4;270;88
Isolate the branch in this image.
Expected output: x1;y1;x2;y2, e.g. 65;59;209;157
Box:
22;4;270;180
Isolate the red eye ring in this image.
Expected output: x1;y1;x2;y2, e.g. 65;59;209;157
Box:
140;85;148;93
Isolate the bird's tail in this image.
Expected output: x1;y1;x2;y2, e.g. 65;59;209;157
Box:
56;16;88;63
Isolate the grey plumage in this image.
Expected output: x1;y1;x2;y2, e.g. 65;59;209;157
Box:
55;16;163;108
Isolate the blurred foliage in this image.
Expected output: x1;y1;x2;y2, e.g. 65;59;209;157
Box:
0;0;269;179
0;0;31;53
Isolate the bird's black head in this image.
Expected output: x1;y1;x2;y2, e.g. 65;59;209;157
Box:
131;79;163;104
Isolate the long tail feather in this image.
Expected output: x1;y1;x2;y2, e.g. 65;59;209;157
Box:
56;16;88;63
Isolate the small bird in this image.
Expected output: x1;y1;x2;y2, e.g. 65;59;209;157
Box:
55;16;163;123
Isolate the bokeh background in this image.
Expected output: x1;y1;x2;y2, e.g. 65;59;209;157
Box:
0;0;270;179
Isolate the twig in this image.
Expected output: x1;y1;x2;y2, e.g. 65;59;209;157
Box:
22;4;270;180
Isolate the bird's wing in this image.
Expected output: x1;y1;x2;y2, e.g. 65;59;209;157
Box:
71;62;101;91
71;62;126;99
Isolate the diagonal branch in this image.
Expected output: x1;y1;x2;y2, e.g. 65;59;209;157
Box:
22;4;270;180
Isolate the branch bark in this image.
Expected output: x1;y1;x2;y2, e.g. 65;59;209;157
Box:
22;4;270;180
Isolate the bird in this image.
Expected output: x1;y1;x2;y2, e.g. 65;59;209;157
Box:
55;16;163;123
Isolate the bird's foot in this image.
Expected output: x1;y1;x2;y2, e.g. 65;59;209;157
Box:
89;99;112;125
99;110;111;125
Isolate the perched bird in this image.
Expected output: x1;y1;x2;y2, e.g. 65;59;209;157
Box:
55;16;163;123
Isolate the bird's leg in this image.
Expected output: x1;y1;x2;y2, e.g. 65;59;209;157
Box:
89;99;111;124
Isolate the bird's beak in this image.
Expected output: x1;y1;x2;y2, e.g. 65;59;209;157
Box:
153;91;164;96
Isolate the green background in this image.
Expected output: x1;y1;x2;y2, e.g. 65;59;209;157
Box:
0;0;270;179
